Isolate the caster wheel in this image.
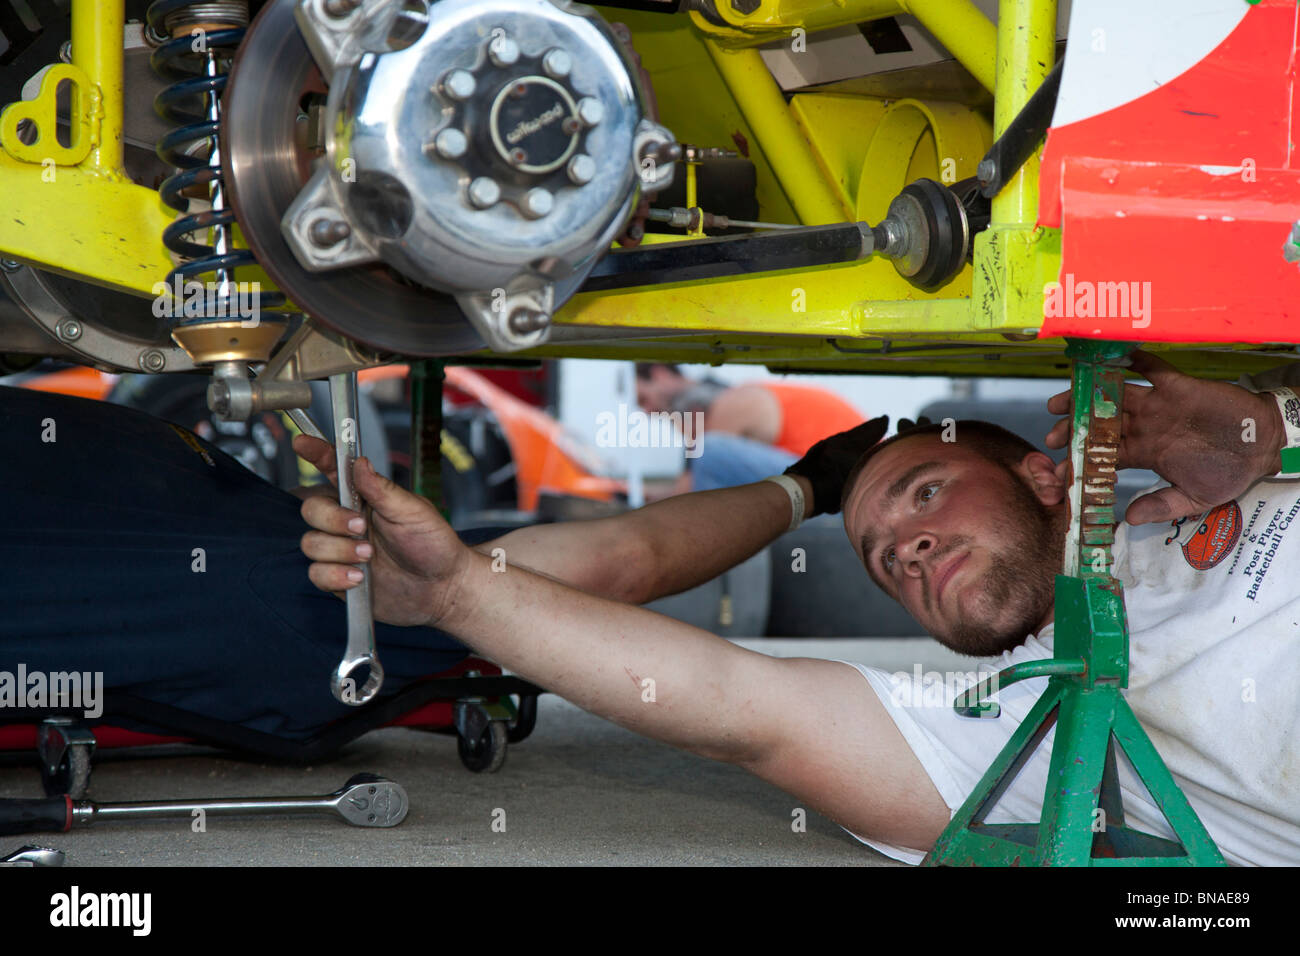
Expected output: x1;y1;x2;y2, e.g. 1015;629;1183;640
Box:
42;743;92;799
458;720;508;773
506;693;538;744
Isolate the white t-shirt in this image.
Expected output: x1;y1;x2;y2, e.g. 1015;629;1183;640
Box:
839;476;1300;866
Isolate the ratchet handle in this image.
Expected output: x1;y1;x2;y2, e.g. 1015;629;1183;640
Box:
0;796;72;835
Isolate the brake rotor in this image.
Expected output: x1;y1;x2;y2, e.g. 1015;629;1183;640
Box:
222;0;484;356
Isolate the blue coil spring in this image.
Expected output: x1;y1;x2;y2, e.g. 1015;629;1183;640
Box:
147;0;286;314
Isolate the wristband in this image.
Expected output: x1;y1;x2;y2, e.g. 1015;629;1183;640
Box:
763;475;805;533
1263;387;1300;476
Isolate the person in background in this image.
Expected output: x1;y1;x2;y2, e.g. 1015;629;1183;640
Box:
634;362;865;493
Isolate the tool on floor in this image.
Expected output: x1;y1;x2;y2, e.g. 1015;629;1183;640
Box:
330;369;383;706
0;773;408;835
0;845;65;866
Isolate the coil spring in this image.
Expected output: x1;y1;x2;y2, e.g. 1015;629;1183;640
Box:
147;0;285;318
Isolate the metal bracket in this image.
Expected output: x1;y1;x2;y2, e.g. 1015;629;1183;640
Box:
263;318;388;383
0;63;96;166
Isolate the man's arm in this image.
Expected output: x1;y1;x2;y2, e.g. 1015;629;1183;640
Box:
471;479;803;605
301;459;950;849
1044;350;1293;524
703;384;781;445
296;429;805;605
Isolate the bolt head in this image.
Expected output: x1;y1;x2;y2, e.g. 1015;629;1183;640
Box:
468;177;501;209
520;188;554;219
542;48;572;79
432;127;468;160
977;158;996;182
443;69;476;101
508;308;548;334
323;0;363;17
309;218;352;247
488;34;520;68
567;154;596;185
56;319;82;342
576;97;604;128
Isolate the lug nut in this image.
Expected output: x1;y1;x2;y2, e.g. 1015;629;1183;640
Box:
442;69;476;101
430;127;468;160
520;188;554;219
309;219;352;247
468;177;501;209
323;0;362;17
508;308;548;334
567;154;596;185
542;48;572;79
488;34;520;68
576;97;604;127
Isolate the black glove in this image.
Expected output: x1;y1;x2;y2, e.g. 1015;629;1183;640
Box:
896;416;933;432
783;415;889;517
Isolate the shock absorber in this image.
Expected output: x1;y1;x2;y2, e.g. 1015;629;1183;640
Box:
148;0;288;373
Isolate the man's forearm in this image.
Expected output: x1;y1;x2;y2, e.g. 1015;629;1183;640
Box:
439;548;771;764
479;476;811;606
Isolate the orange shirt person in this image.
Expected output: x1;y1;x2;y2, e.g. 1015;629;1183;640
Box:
635;363;866;494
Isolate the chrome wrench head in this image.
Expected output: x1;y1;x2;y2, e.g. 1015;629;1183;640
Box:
0;845;66;866
331;774;409;827
329;370;383;706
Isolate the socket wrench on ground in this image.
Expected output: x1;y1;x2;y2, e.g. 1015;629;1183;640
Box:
329;370;383;705
0;774;408;834
0;845;65;866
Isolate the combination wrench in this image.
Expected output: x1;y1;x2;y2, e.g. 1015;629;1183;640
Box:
0;774;408;834
329;370;383;705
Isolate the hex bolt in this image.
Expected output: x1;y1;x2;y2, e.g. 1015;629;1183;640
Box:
647;141;683;164
138;349;166;372
542;48;572;79
323;0;363;16
468;177;501;209
488;34;520;68
208;379;231;416
567;154;596;185
442;70;476;101
508;308;548;334
576;97;605;127
0;258;21;272
977;158;996;183
56;319;82;342
309;219;352;248
520;188;554;219
430;127;468;160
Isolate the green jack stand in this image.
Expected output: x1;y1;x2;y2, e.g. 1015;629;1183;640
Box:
923;339;1226;866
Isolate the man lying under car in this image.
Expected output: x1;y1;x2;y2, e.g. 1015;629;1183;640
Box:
298;351;1300;865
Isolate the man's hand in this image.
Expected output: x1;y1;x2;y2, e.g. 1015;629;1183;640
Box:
294;435;471;628
1044;350;1286;525
783;415;889;516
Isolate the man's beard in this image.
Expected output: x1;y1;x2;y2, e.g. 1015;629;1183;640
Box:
940;474;1061;657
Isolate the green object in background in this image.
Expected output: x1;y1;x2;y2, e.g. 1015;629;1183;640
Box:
924;339;1226;866
410;359;447;517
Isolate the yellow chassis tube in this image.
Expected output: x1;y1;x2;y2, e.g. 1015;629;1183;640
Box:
693;0;998;94
0;0;174;296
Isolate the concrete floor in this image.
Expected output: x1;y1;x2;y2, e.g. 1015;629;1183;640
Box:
0;638;972;866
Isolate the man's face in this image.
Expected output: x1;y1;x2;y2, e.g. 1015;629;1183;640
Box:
636;367;683;414
841;434;1063;656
